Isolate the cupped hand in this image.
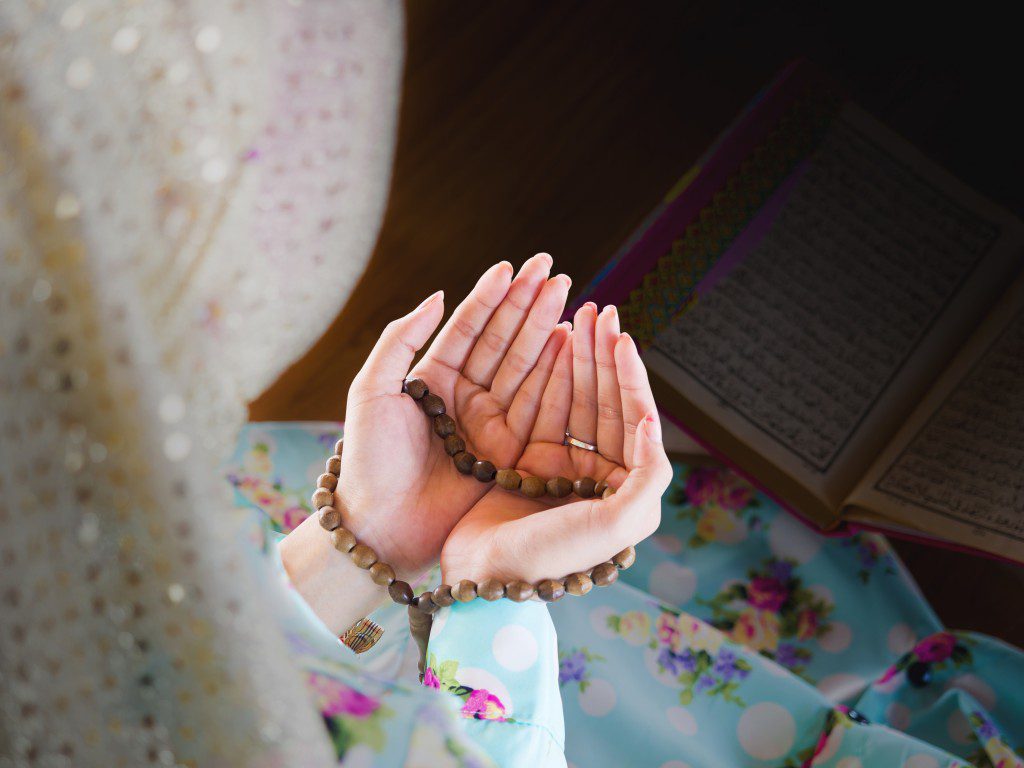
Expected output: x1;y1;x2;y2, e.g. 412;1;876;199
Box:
440;302;673;584
336;254;572;579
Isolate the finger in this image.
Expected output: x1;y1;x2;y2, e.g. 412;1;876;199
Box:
507;322;571;441
418;261;513;374
506;413;670;580
490;273;572;408
462;253;552;389
530;329;573;443
615;332;657;469
595;305;624;465
350;291;446;402
567;303;598;444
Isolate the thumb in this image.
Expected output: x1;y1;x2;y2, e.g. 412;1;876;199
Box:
352;291;445;398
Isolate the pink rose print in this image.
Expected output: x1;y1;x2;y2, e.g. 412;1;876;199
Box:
422;667;440;690
913;632;956;663
460;688;507;721
281;505;309;532
308;673;380;719
684;466;755;511
656;613;680;647
747;576;788;612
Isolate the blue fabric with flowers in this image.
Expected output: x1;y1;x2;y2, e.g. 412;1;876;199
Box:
228;423;1024;768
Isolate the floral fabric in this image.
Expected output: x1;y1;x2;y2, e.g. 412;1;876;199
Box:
229;423;1024;768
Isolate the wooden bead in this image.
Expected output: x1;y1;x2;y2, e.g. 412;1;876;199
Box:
369;562;396;586
311;488;334;509
403;378;429;400
420;393;446;416
506;581;536;602
495;469;522;490
433;414;456;438
592;562;618;586
389;580;414;605
478;579;505;601
472;460;497;482
326;454;342;475
443;435;466;456
565;572;593;596
415;592;439;614
350;544;377;569
594;480;608;497
331;528;356;553
537;579;566;602
317;473;338;492
334;438;345;455
573;477;597;498
432;584;455;607
453;451;477;474
546;476;572;498
453;579;477;602
319;507;343;531
602;485;616;500
521;476;546;497
613;545;636;569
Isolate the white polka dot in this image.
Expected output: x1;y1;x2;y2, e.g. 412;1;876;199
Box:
886;702;911;730
808;584;834;606
648;562;697;606
887;623;917;655
590;606;618;638
194;25;223;53
945;674;996;710
768;513;823;563
816;673;865;703
652;534;683;554
666;706;698;736
737;702;795;760
902;755;939;768
659;763;693;768
458;667;514;717
492;624;538;672
818;622;852;653
947;709;973;744
836;758;862;768
578;678;616;717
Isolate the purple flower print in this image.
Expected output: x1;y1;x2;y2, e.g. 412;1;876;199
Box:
694;674;716;692
974;710;999;740
658;647;699;676
713;648;750;682
775;643;801;669
559;651;587;685
767;559;794;582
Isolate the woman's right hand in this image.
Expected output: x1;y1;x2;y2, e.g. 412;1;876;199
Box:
331;254;571;580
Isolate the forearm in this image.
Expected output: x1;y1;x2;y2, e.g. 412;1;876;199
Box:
278;510;388;637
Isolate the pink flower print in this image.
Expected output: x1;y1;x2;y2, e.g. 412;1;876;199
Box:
876;663;900;685
460;689;507;721
796;609;818;641
747;576;788;612
422;667;440;690
684;466;754;511
281;506;309;532
656;613;680;647
913;632;956;663
308;673;380;719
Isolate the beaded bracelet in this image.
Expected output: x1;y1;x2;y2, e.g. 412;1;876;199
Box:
312;379;638;671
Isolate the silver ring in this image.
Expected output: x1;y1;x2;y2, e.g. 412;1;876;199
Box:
563;431;598;452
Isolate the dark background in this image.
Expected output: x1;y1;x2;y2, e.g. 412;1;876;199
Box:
252;1;1024;644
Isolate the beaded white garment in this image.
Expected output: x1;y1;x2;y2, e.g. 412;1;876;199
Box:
0;1;402;764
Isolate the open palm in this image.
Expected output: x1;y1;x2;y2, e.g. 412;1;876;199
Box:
337;255;572;579
441;303;672;584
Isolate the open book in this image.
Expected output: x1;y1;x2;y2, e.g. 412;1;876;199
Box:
573;62;1024;563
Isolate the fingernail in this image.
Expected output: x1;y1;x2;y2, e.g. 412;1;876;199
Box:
535;252;553;267
416;290;443;310
603;305;617;317
618;331;635;348
555;273;572;288
497;261;513;276
645;411;662;443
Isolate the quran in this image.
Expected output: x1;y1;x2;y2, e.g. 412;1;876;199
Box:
573;62;1024;563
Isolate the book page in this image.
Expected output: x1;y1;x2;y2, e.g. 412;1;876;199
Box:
847;273;1024;560
643;104;1024;520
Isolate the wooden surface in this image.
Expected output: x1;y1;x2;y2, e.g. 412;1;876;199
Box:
251;1;1024;645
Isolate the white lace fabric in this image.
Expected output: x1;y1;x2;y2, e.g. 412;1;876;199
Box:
0;1;402;764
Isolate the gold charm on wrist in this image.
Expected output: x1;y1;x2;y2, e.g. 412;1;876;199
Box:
340;617;384;654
